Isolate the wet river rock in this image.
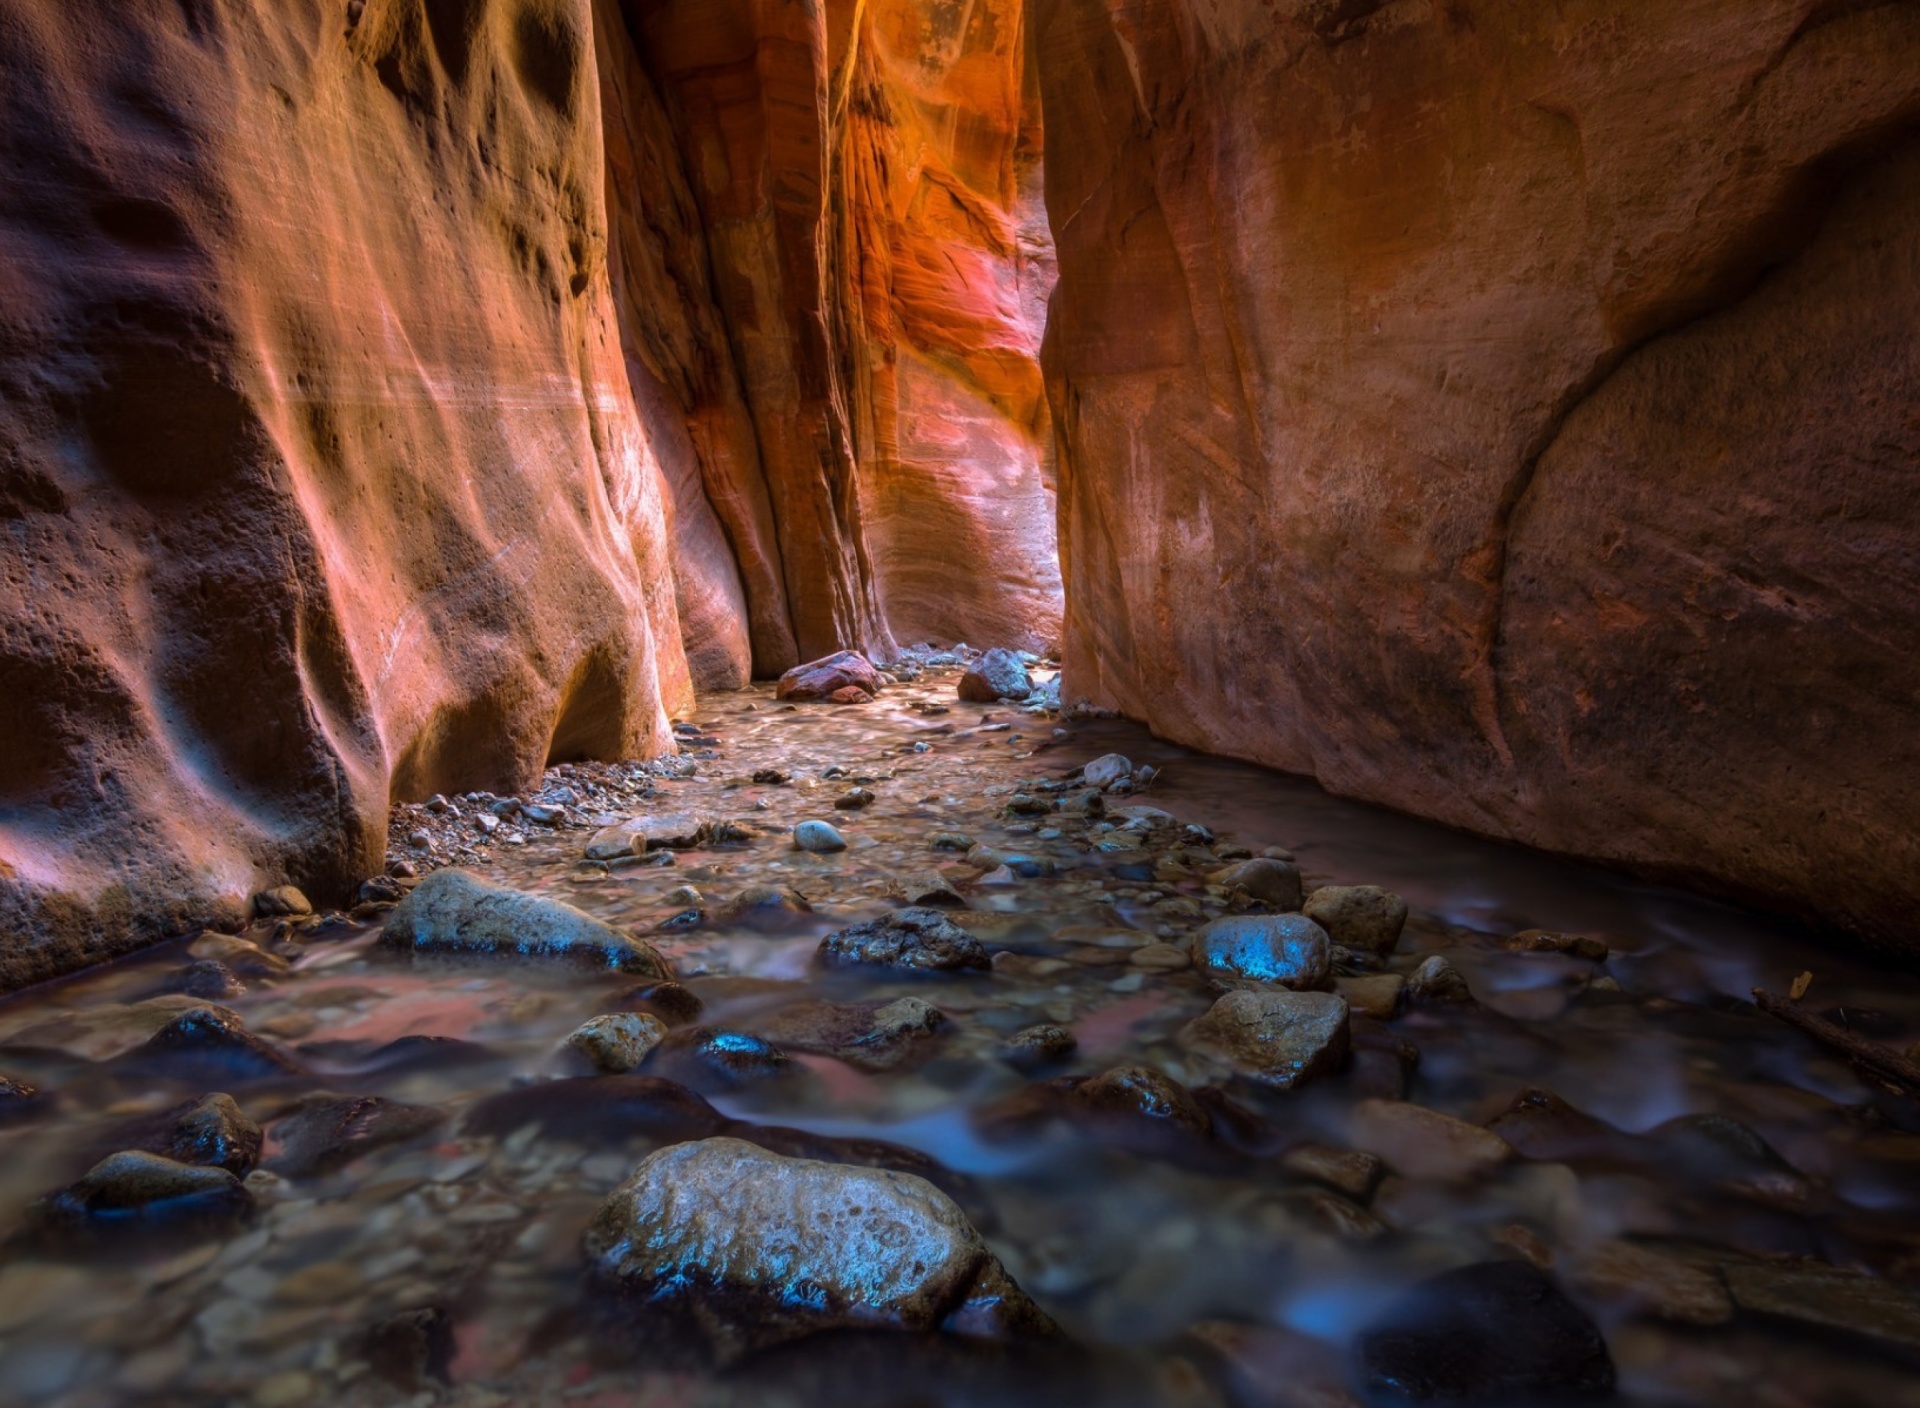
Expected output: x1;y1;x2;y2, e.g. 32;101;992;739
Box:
381;869;672;977
1191;914;1331;990
957;648;1032;703
777;651;885;702
140;1006;304;1081
1216;857;1304;910
1182;990;1351;1089
126;1092;262;1176
268;1095;446;1178
584;1137;1056;1361
1357;1260;1615;1402
1302;886;1408;958
40;1150;252;1234
567;1013;669;1073
758;997;947;1072
819;908;990;972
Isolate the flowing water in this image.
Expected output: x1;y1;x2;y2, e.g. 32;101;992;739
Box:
1;664;1918;1407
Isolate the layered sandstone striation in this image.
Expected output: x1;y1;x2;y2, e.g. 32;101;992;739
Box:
628;0;1063;659
1035;0;1920;952
0;0;698;986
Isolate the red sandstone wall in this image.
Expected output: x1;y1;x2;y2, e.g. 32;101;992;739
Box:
0;0;697;986
628;0;1064;659
1034;0;1920;953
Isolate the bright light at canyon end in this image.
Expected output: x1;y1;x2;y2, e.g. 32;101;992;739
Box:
0;1;1916;1404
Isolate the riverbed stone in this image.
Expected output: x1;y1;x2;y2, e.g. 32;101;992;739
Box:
616;981;705;1026
567;1013;669;1074
42;1150;252;1229
381;870;672;978
1722;1260;1920;1351
958;649;1032;702
793;820;847;853
1407;954;1474;1004
776;651;885;702
1082;754;1133;790
1335;973;1406;1020
1349;1099;1514;1181
758;998;946;1072
253;886;312;918
267;1095;445;1178
583;1137;1054;1360
1217;858;1304;910
819;908;990;972
1508;929;1611;963
1571;1241;1733;1326
1181;990;1351;1089
1357;1260;1615;1402
145;1093;261;1176
141;1007;303;1080
586;813;703;859
999;1024;1077;1070
1281;1144;1384;1202
1191;914;1331;990
1303;887;1408;957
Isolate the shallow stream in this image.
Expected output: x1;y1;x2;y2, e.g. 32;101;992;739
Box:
1;666;1917;1406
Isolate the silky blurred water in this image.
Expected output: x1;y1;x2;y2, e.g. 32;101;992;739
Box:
0;669;1916;1407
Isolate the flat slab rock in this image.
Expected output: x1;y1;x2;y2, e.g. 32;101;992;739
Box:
583;1137;1055;1361
381;870;671;978
586;813;704;859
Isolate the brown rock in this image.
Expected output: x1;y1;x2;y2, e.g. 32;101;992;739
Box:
1509;930;1611;963
1281;1144;1384;1203
1303;887;1407;958
1571;1241;1733;1326
1182;990;1351;1089
1037;0;1920;957
776;652;882;703
583;1137;1055;1360
1349;1100;1514;1182
1334;973;1405;1021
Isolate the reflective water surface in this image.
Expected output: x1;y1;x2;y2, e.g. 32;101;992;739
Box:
2;665;1918;1407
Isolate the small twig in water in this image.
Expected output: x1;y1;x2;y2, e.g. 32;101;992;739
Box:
1752;987;1920;1099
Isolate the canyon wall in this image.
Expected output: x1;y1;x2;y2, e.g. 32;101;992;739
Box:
628;0;1063;659
1035;0;1920;953
0;0;701;987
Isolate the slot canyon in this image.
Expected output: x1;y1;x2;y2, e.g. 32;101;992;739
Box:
0;0;1917;1402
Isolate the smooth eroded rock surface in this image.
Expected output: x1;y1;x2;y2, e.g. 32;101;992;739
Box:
582;1136;1054;1360
1037;0;1920;956
0;0;697;988
381;870;671;977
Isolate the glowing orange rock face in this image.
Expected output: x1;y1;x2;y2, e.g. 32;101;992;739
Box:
0;0;699;986
630;0;1063;660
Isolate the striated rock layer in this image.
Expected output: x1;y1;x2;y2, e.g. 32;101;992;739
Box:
0;0;700;987
628;0;1063;659
1035;0;1920;954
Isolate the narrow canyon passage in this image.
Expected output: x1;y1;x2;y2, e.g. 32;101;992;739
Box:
1;0;1920;1405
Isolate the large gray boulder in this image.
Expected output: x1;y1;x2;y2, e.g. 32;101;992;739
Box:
381;870;671;977
583;1137;1055;1360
